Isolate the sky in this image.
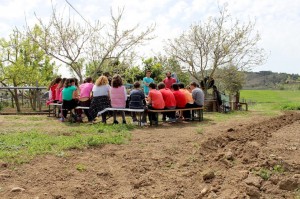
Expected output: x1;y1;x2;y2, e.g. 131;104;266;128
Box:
0;0;300;75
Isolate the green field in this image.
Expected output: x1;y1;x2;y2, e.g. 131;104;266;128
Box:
240;90;300;111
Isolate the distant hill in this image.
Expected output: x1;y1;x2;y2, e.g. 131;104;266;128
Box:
243;71;300;90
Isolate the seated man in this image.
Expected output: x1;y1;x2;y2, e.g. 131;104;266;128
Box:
147;82;165;125
184;82;205;120
178;83;194;119
157;82;176;122
172;83;187;109
129;81;147;126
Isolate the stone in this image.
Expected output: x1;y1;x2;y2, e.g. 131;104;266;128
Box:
203;171;215;181
11;187;25;192
225;150;234;161
200;186;209;195
244;175;262;188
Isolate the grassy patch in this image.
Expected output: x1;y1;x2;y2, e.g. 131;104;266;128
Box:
205;111;250;122
252;164;285;180
0;116;134;164
76;164;87;172
240;90;300;112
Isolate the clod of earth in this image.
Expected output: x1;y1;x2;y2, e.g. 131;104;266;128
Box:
278;178;300;191
203;171;215;181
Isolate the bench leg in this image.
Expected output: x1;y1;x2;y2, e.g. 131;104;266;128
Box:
138;112;142;126
48;105;51;117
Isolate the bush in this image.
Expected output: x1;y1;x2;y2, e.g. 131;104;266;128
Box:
0;102;3;111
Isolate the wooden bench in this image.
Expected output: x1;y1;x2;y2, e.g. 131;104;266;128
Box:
147;107;204;126
97;108;145;125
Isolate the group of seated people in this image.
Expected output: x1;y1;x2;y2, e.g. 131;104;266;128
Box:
47;72;205;125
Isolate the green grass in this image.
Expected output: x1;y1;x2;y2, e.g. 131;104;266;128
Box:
240;90;300;112
0;116;134;164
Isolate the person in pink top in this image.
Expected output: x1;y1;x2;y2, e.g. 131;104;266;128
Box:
147;82;165;125
110;74;127;124
77;77;94;121
163;72;176;89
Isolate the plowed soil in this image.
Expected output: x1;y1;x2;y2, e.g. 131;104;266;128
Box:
1;111;300;199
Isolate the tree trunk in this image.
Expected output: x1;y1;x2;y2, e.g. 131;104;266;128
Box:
10;89;21;112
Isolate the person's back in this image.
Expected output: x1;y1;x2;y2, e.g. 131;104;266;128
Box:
180;88;194;104
173;90;186;108
79;82;94;99
110;86;126;108
62;85;77;101
129;89;145;109
172;84;187;108
159;88;176;108
148;89;165;109
192;87;205;106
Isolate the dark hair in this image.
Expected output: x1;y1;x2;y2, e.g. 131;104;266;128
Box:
85;77;93;83
172;83;179;90
178;83;185;89
190;82;198;87
166;71;171;75
112;74;123;88
64;78;75;88
58;78;67;89
133;81;140;88
212;85;217;90
149;82;156;89
55;77;62;84
146;70;151;73
157;82;165;89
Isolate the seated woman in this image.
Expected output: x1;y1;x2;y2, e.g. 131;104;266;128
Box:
89;76;111;123
61;78;78;122
110;74;127;124
78;77;94;121
129;81;147;126
147;82;165;125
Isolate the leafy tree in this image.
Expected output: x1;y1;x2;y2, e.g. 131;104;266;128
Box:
124;66;144;83
215;65;245;95
142;57;164;82
165;5;267;92
0;28;56;112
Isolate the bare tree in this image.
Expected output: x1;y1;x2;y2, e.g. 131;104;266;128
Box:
26;5;98;82
165;5;267;91
88;8;155;78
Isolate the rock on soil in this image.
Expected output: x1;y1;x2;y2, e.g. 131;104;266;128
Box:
244;175;262;188
11;187;25;192
203;171;215;181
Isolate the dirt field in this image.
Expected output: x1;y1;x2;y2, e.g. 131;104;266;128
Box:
1;111;300;199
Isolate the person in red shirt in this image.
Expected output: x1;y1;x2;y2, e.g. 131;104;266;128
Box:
163;72;176;89
172;83;187;108
157;82;176;122
49;77;62;103
147;82;165;125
